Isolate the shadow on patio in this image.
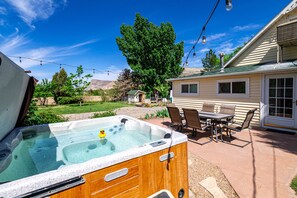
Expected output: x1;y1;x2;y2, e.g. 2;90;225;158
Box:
146;118;297;198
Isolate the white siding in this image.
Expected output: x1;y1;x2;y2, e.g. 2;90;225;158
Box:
230;8;297;66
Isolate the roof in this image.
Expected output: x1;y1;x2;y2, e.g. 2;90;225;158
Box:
167;62;297;81
224;0;297;68
86;79;115;91
127;90;146;95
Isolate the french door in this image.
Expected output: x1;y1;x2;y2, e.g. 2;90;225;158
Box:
264;75;297;130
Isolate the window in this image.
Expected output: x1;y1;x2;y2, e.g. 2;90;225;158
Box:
181;83;198;94
217;79;249;97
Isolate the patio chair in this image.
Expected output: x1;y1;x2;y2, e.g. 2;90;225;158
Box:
182;108;212;137
202;103;215;112
219;104;236;125
201;103;215;124
221;108;257;137
167;106;184;132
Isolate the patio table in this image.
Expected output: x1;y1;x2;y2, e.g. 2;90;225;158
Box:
199;111;234;142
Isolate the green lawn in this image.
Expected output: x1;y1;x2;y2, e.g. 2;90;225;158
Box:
37;102;130;115
291;176;297;195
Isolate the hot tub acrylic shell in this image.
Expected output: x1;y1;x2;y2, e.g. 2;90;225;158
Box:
0;115;188;197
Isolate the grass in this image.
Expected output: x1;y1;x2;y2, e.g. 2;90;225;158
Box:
37;102;130;115
291;176;297;195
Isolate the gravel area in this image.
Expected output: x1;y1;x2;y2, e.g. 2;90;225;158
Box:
115;106;165;118
63;106;165;121
188;153;238;198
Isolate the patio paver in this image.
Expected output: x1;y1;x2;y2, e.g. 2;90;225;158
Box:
145;118;297;198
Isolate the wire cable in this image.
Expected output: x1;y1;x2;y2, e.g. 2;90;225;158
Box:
184;0;221;66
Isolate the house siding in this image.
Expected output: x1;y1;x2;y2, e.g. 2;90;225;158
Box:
172;74;261;126
230;8;297;67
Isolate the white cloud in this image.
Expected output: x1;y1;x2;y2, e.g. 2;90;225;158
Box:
0;7;7;15
205;33;226;42
232;24;261;32
0;32;30;53
0;31;98;68
184;33;226;45
199;48;209;53
215;41;238;54
4;0;66;27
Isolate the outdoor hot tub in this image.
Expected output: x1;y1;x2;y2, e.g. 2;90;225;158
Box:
0;115;188;197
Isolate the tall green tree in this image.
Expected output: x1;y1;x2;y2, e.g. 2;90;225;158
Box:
34;78;52;106
202;49;220;71
116;13;184;94
69;65;92;96
51;68;68;104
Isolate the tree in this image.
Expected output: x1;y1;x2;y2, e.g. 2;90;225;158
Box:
112;68;139;101
34;78;52;106
224;45;245;63
201;44;245;72
51;68;68;104
202;49;220;71
69;65;92;96
68;65;92;105
116;13;184;94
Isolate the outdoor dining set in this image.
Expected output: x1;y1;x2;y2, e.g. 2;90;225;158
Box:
166;103;257;142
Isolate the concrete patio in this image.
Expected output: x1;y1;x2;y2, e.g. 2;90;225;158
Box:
145;118;297;198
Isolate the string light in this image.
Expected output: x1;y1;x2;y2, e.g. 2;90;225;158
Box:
8;55;120;76
184;0;233;66
202;35;206;44
226;0;232;11
193;46;196;57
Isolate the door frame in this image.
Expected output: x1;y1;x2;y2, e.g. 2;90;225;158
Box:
263;74;297;131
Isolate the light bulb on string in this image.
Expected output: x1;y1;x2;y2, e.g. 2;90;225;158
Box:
40;60;43;66
59;64;62;70
93;69;95;74
19;57;22;63
202;36;206;44
226;0;232;11
193;46;196;57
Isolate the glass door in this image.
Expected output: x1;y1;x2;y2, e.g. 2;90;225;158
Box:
268;77;293;118
265;75;296;129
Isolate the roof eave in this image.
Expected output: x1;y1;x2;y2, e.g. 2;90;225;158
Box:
167;65;297;81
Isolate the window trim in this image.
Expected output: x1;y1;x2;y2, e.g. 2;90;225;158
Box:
216;78;249;98
180;82;199;95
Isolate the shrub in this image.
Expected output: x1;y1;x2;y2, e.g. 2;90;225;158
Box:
92;111;116;118
144;113;150;119
291;176;297;195
155;109;169;118
58;96;83;104
23;100;67;126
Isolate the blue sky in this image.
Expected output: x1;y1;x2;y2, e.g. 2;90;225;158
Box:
0;0;292;81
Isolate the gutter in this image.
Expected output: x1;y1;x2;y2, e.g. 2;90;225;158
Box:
167;63;297;81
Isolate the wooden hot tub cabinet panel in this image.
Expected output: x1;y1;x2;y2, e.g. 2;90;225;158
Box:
51;142;188;198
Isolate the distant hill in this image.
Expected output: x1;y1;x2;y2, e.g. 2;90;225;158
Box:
86;79;115;90
180;67;202;77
